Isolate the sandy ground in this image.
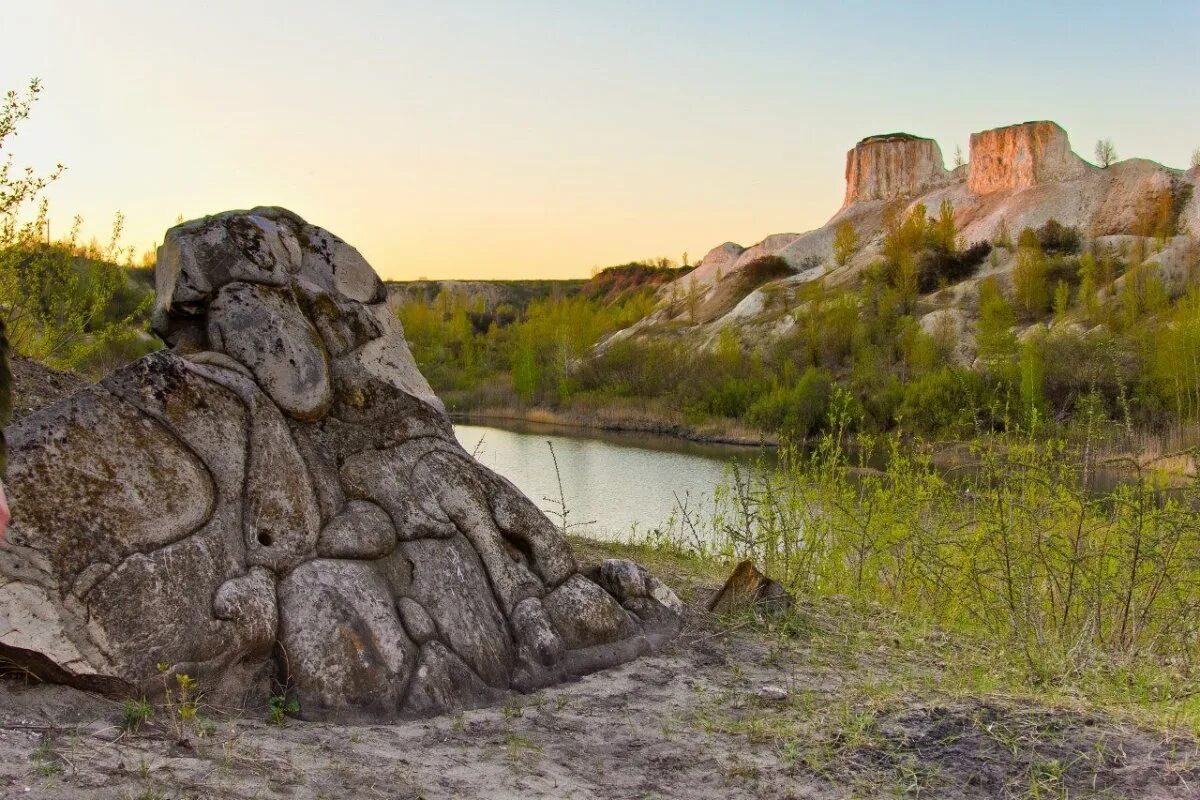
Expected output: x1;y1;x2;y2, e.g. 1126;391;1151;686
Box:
2;580;1197;800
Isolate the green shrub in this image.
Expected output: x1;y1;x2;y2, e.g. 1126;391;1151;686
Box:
121;698;153;732
267;695;300;725
0;81;154;375
739;255;793;286
691;376;769;419
1034;219;1081;254
832;220;859;266
747;368;833;437
660;431;1200;688
897;368;982;435
917;241;991;292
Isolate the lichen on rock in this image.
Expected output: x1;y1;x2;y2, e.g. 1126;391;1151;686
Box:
0;207;683;721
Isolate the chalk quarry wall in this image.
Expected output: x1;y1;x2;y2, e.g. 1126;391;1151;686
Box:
842;134;954;207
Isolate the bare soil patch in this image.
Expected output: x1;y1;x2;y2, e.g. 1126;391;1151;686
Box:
1;540;1195;799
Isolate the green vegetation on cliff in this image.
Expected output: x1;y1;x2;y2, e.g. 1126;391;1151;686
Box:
398;202;1200;461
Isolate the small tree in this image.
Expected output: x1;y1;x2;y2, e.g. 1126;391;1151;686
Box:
1;79;64;221
832;220;859;266
1019;335;1047;429
1192;147;1200;170
667;281;681;315
1095;138;1117;168
931;198;957;254
511;342;539;403
685;276;701;324
1077;252;1099;319
1052;279;1071;321
1013;244;1049;316
953;145;965;169
976;277;1018;376
992;218;1012;250
895;252;920;313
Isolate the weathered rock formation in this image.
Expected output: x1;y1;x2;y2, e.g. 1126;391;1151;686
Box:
650;119;1199;337
0;208;681;721
842;133;953;208
967;121;1092;194
682;241;746;288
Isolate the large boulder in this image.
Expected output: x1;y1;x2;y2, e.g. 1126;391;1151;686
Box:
0;207;682;721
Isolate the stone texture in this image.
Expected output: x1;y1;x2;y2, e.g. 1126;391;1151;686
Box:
317;500;396;559
279;559;416;721
402;641;508;717
646;574;685;617
4;384;215;587
0;207;682;720
1090;160;1184;236
208;282;333;420
968;121;1092;194
599;559;646;599
486;473;577;586
396;597;439;645
544;574;638;650
510;597;566;669
842;133;953;207
682;241;746;289
623;596;682;631
297;224;385;304
401;534;514;688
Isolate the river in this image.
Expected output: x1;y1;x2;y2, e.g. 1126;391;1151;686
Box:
453;420;774;541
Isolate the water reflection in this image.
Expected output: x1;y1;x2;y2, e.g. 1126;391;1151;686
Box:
453;421;773;540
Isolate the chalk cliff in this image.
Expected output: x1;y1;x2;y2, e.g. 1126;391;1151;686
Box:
967;121;1092;194
842;133;954;207
640;119;1199;342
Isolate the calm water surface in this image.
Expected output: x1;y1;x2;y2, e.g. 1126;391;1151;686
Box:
453;421;774;540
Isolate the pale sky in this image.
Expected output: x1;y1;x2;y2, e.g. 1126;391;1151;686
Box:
4;1;1198;280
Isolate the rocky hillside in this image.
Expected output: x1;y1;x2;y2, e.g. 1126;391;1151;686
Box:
613;121;1199;349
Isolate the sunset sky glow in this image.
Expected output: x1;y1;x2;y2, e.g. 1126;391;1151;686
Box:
5;1;1199;279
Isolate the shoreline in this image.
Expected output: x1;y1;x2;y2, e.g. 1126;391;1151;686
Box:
453;406;1196;483
450;406;779;448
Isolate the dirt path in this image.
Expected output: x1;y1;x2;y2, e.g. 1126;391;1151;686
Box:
3;583;1197;800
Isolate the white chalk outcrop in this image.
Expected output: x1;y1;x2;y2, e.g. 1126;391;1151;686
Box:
967;121;1092;194
647;120;1198;338
843;133;954;207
